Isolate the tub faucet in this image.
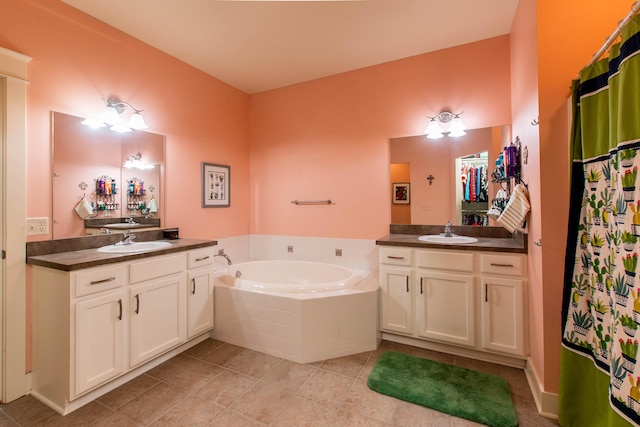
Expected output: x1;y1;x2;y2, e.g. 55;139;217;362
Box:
443;221;453;237
215;249;232;265
120;230;136;245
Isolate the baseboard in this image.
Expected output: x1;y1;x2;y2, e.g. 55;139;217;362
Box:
525;357;559;419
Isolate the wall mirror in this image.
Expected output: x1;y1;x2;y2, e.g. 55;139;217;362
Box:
390;125;510;226
52;111;165;239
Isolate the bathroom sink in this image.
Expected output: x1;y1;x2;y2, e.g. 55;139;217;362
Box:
418;235;478;244
97;241;172;254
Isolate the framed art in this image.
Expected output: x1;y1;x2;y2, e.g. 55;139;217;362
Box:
392;182;410;204
202;162;230;207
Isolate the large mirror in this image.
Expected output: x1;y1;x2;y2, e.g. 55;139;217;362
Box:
390;125;510;226
52;111;165;239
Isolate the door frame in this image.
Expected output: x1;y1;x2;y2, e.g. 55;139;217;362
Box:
0;46;30;402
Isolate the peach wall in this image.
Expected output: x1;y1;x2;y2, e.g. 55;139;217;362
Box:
510;0;635;395
249;36;512;239
1;0;251;242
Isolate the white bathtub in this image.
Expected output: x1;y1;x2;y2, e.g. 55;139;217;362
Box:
225;260;360;293
211;260;379;363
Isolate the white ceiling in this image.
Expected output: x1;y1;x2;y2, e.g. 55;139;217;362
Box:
62;0;519;94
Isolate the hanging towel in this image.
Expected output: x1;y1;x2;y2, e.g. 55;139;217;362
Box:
497;184;530;232
147;197;158;213
74;197;94;219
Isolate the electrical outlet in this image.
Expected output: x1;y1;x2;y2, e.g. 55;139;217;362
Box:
26;217;49;236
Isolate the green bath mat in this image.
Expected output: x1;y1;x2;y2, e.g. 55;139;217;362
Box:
367;351;518;427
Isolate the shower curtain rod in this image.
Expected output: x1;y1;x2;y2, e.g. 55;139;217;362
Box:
581;1;640;72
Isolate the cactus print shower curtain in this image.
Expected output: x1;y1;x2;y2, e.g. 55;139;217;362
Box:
560;14;640;427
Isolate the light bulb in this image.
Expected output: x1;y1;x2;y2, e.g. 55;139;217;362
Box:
425;119;444;139
128;112;148;129
448;116;466;137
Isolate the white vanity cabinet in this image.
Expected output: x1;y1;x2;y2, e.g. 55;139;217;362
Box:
379;246;527;362
379;247;414;335
31;246;215;415
73;265;128;396
479;254;526;356
128;253;187;367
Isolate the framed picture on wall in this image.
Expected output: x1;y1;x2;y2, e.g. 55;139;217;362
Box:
202;162;230;207
392;182;410;204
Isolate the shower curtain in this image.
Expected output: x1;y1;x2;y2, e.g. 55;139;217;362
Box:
560;14;640;427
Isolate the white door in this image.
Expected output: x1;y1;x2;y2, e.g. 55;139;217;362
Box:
74;290;126;396
129;274;187;367
379;266;413;334
416;270;475;347
187;268;214;338
480;276;525;356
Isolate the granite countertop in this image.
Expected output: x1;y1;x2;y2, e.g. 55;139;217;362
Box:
376;225;527;254
26;233;217;271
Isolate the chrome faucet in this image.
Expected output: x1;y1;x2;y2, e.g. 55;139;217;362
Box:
99;227;112;235
215;248;232;265
125;217;137;225
443;221;453;237
120;230;136;245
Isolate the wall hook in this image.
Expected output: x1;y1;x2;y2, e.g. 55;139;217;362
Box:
427;174;435;185
531;117;539;126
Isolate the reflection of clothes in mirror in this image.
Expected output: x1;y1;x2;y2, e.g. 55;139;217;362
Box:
461;164;488;202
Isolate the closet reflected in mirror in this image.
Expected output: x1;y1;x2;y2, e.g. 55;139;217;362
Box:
390;125;510;226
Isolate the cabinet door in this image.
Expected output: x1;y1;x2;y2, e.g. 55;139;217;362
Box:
74;289;126;396
187;267;214;338
480;276;525;356
416;271;475;347
379;266;413;334
129;274;187;367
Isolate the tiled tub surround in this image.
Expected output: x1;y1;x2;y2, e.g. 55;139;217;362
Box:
212;268;379;364
211;235;380;364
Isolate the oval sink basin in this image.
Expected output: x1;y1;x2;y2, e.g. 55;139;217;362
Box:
418;235;478;244
97;241;172;254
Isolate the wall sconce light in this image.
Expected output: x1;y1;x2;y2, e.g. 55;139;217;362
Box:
123;152;155;170
425;111;466;139
82;97;149;133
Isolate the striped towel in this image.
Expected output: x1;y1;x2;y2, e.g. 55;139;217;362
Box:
497;184;530;232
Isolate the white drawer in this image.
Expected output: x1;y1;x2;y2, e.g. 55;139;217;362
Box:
480;253;526;277
74;264;127;297
380;247;412;266
187;247;215;269
415;250;475;273
129;253;187;284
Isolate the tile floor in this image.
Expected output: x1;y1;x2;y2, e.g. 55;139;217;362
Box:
0;339;559;426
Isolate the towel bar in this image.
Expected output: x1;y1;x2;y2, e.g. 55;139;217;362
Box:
291;199;332;205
